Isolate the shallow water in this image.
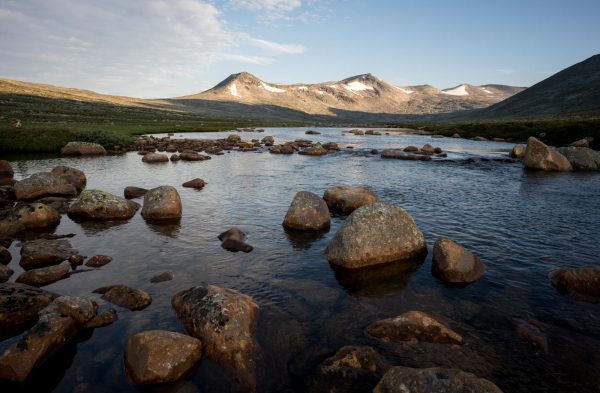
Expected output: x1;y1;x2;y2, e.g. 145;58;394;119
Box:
2;127;600;393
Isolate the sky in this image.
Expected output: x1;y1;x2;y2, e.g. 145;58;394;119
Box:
0;0;599;98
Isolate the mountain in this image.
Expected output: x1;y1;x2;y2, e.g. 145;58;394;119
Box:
473;54;600;119
178;72;524;118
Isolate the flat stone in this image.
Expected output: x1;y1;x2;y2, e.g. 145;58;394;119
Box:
68;189;139;221
85;255;113;268
84;308;118;329
16;261;71;287
367;310;463;344
19;239;77;269
0;283;58;332
93;285;152;311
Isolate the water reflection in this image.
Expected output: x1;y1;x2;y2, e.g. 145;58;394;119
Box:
145;221;182;238
283;228;329;250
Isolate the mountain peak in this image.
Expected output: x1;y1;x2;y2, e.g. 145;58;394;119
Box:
214;72;262;89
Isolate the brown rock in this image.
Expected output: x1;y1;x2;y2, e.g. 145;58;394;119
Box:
61;142;106;156
84;308;118;329
325;203;427;269
323;185;379;214
15;203;60;229
93;285;152;310
218;228;254;253
19;239;77;269
0;313;78;382
16;261;71;287
282;191;330;231
261;136;274;145
420;144;435;154
14;173;78;201
141;186;182;221
150;272;174;283
180;152;208;161
35;197;71;214
50;166;86;192
142;153;169;163
381;150;432;161
432;237;485;284
510;144;526;159
182;178;205;189
523;137;572;172
0;210;25;238
47;296;97;325
172;285;259;390
0;283;58;331
367;310;463;344
549;266;600;303
299;143;328;156
516;320;548;352
0;245;12;265
452;133;461;138
570;138;590;148
124;186;148;199
125;330;202;385
0;160;13;178
85;255;112;268
0;264;13;283
68;190;139;220
227;134;241;142
374;367;503;393
270;145;295;154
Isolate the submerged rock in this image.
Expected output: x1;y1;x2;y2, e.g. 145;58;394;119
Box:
549;266;600;303
84;307;118;329
171;284;260;390
61;141;106;156
432;237;485;284
0;313;78;382
124;186;148;199
15;203;60;229
367;310;463;344
282;191;330;231
14;173;78;201
323;185;379;214
150;271;174;283
93;285;152;310
516;319;548;352
0;283;58;332
16;261;71;287
523;137;572;172
325;203;427;269
125;330;202;385
374;367;503;393
182;178;205;189
85;255;113;268
19;239;77;269
47;296;97;325
218;228;254;253
141;186;182;221
68;190;139;220
381;150;432;161
310;345;390;393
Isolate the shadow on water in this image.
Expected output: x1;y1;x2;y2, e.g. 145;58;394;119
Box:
283;227;330;251
72;219;131;236
332;258;425;297
144;221;182;238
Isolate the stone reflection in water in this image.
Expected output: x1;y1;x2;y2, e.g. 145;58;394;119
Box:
145;221;182;238
283;227;329;251
332;258;425;297
74;219;130;236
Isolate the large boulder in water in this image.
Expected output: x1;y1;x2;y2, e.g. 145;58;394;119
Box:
549;266;600;303
323;185;379;214
60;141;106;156
432;237;485;284
0;313;78;382
523;137;572;172
15;203;60;229
0;282;58;333
282;191;330;231
124;330;202;385
325;203;427;269
50;166;86;192
16;261;71;287
374;367;503;393
141;186;182;221
366;310;463;344
14;173;78;201
299;143;328;156
510;144;526;159
171;284;259;390
68;189;139;220
557;146;600;171
19;239;77;269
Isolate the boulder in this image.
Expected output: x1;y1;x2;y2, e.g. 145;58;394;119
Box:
421;144;435;155
0;283;58;331
142;153;169;163
523;137;572;172
125;330;202;385
0;265;13;283
270;145;295;154
170;154;181;162
19;239;77;269
0;313;78;382
325;203;427;269
0;210;25;238
381;150;432;161
261;136;274;146
432;237;485;284
299;143;328;156
150;271;174;283
374;367;503;393
549;266;600;303
61;141;107;156
68;189;139;220
182;178;205;189
14;173;77;201
141;186;182;221
180;152;208;161
557;146;600;171
172;285;259;390
452;133;461;138
16;261;71;287
323;185;379;214
0;160;13;178
510;144;526;159
15;203;60;229
311;346;390;393
0;245;11;265
35;197;71;214
282;191;330;231
50;166;86;191
227;134;241;143
93;285;152;310
366;311;463;344
85;255;112;268
84;307;118;329
124;186;148;199
0;185;16;207
570;138;590;148
45;296;97;325
218;228;254;253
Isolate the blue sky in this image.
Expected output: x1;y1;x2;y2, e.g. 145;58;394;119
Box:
0;0;598;97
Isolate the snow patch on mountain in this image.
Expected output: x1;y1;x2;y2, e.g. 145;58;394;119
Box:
395;86;415;94
442;84;469;96
345;81;374;92
230;83;241;98
261;82;285;93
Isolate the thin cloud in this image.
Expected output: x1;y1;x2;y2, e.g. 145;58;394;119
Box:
247;37;305;54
